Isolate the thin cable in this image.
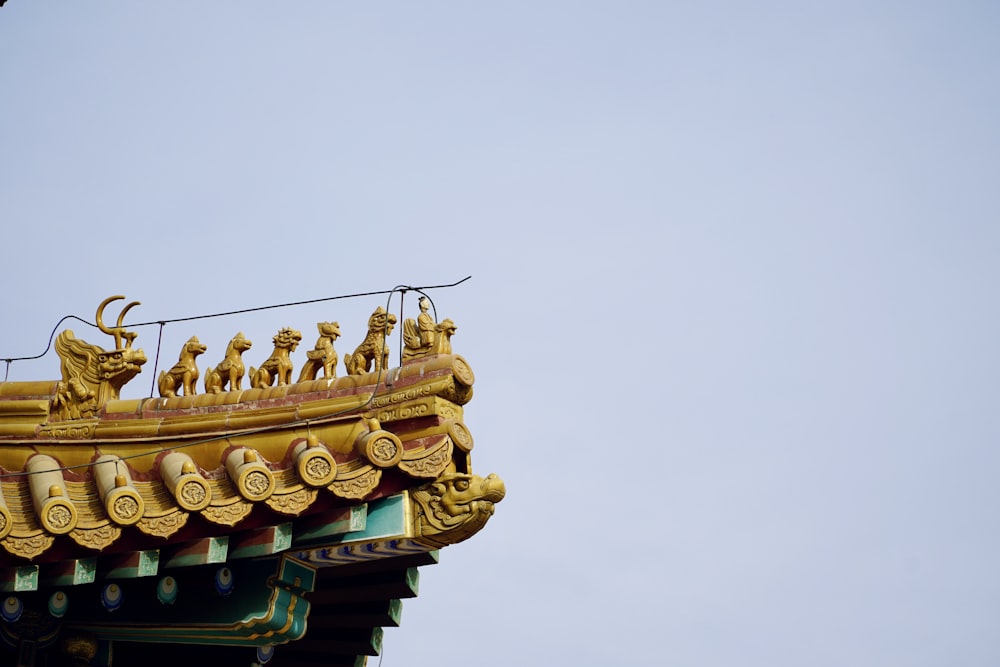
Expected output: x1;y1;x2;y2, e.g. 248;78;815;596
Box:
1;314;98;365
150;322;165;398
125;276;470;328
0;277;469;368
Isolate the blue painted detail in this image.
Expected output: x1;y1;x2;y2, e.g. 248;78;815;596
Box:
257;645;275;664
215;567;234;596
156;576;178;605
1;596;22;623
101;584;123;612
48;591;69;617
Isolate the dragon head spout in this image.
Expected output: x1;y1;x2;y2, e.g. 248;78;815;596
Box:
411;471;506;548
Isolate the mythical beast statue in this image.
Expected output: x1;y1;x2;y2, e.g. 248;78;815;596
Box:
250;327;302;388
411;470;506;548
204;332;253;393
297;321;341;382
158;336;207;397
52;296;147;420
402;296;457;361
345;307;396;376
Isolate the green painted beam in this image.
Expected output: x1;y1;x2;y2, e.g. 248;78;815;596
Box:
0;566;37;592
40;558;97;587
66;555;316;647
229;523;292;560
292;505;366;546
162;536;228;569
104;550;159;579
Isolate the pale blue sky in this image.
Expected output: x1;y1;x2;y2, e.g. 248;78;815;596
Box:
2;2;999;665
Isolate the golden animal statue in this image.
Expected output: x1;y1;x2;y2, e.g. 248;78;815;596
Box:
250;327;302;388
158;336;208;397
297;322;341;382
402;296;457;361
345;307;397;376
51;295;147;419
410;470;506;548
204;332;253;394
51;377;97;421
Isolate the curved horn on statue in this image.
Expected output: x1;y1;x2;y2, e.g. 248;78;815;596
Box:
117;300;141;348
96;295;126;348
96;296;141;350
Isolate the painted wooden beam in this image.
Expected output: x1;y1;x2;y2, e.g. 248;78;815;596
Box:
282;626;383;657
0;565;37;592
291;505;366;546
228;523;292;560
40;558;97;587
104;550;159;579
306;598;403;629
307;567;419;605
162;536;229;569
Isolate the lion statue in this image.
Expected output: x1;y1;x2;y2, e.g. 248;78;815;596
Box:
250;328;302;388
344;307;397;376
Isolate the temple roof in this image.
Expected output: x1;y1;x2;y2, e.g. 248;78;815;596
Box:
0;294;503;666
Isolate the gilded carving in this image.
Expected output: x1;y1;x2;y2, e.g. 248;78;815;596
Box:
204;332;253;393
355;428;403;468
293;437;338;487
250;328;302;388
372;438;398;464
297;322;341;382
137;511;189;539
112;495;140;521
226;449;275;501
451;356;475;387
243;470;271;498
157;336;207;397
201;500;253;527
402;296;457;361
447;421;474;452
411;471;506;548
345;307;397;375
327;465;380;500
47;505;74;531
52;296;146;419
51;379;98;421
305;456;332;482
368;384;434;409
265;488;317;516
2;533;55;560
69;524;121;551
61;634;98;662
399;437;453;479
180;480;207;508
38;421;97;439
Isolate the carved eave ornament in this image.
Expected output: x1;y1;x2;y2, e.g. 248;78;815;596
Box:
0;295;502;564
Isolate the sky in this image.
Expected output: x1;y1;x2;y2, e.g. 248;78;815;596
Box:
2;2;1000;665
